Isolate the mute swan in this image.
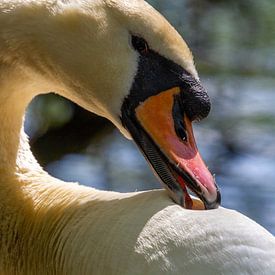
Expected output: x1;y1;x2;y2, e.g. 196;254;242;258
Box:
0;0;274;274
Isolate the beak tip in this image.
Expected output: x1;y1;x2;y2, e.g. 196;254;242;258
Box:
204;189;221;210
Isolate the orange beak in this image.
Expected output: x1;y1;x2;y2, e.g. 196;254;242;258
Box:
133;87;220;209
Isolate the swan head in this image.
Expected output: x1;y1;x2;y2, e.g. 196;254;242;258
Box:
46;0;220;209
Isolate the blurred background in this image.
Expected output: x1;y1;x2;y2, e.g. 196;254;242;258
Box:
25;0;275;234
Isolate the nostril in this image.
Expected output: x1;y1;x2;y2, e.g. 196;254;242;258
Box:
176;120;187;142
173;94;188;142
180;83;211;122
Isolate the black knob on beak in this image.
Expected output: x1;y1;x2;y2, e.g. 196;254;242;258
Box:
180;83;211;122
179;74;211;122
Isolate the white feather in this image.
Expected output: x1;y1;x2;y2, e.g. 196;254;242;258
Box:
0;1;274;274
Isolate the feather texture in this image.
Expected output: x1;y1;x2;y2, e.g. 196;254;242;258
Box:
0;1;274;274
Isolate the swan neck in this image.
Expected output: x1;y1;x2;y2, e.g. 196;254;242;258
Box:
0;79;41;175
0;2;69;175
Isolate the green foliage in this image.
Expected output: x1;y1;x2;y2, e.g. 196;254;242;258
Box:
148;0;275;76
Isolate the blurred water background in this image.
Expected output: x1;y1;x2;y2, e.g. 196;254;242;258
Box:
25;0;275;234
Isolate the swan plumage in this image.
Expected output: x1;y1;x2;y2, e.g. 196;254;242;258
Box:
0;0;275;274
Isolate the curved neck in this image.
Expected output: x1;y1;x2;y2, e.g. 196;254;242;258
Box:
0;1;78;175
0;67;46;174
0;4;65;175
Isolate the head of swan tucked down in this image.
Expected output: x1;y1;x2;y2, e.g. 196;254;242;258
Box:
3;0;220;209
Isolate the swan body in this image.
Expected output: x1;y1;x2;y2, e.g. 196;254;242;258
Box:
0;0;275;274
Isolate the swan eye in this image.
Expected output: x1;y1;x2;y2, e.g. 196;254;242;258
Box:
131;35;149;55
